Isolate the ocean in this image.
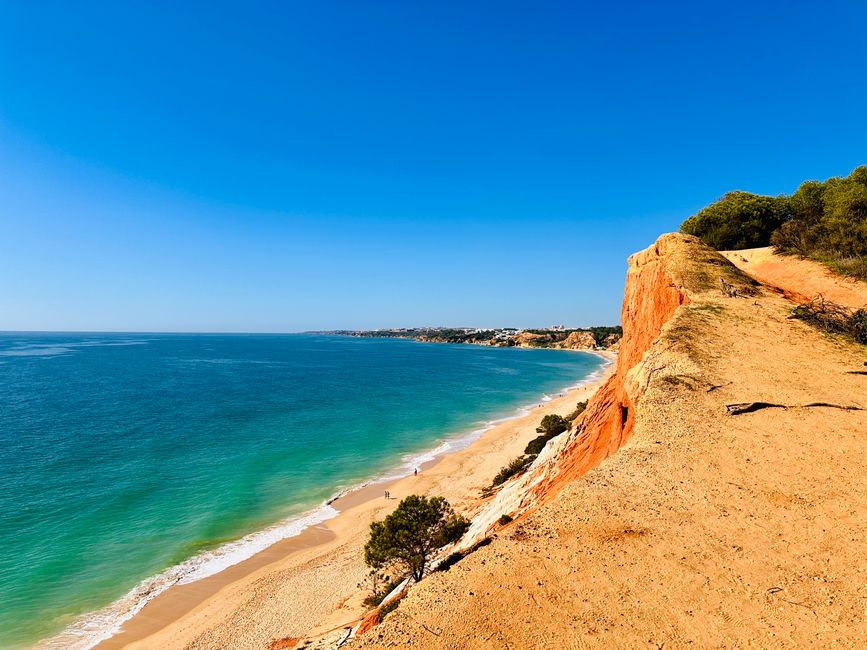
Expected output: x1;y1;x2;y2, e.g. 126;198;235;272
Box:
0;332;605;649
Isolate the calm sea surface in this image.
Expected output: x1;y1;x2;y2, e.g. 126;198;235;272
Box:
0;333;604;648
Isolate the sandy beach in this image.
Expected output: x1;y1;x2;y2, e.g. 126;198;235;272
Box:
91;353;615;650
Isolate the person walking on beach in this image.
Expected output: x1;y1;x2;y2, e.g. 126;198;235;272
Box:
414;467;418;476
384;490;389;499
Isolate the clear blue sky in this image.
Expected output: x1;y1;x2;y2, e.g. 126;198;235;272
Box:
2;1;866;332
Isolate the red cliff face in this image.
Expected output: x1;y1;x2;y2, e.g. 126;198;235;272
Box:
456;235;695;546
534;234;690;495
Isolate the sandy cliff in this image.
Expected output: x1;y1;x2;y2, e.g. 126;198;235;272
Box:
452;234;707;548
351;233;866;648
552;330;596;349
512;330;600;350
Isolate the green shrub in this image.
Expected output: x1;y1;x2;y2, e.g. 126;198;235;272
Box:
378;598;400;619
680;191;789;250
684;165;867;280
490;455;534;488
364;495;470;581
525;412;573;455
523;434;551;456
565;400;588;421
498;514;514;526
537;414;569;436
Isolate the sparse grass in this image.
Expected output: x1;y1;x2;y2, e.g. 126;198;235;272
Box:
810;252;867;282
660;305;725;365
691;302;726;315
674;236;760;295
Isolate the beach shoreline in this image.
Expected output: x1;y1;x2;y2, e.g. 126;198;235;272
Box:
68;351;616;650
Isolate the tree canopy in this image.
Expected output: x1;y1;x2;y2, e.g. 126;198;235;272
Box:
364;495;470;581
680;191;789;250
681;165;867;278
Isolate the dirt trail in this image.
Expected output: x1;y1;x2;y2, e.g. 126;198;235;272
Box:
351;237;867;649
721;247;867;308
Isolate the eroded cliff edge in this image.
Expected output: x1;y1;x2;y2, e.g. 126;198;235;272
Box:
351;232;867;648
456;233;726;547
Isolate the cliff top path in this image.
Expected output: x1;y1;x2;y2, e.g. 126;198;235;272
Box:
350;235;867;649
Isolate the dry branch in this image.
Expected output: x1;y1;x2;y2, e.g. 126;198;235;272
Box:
790;295;867;344
726;401;865;415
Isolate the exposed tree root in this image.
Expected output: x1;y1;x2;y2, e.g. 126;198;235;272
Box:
726;402;865;415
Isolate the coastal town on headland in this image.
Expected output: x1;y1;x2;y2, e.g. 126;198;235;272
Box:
317;325;623;350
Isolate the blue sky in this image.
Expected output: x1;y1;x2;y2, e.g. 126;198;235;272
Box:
1;1;866;332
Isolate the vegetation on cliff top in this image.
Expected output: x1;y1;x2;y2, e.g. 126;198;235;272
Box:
680;165;867;279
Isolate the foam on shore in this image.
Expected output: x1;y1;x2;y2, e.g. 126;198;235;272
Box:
41;504;339;650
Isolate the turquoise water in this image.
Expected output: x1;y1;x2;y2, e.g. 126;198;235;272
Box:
0;333;604;649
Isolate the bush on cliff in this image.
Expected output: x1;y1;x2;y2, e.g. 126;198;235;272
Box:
523;435;550;456
565;400;588;422
536;414;569;436
490;454;535;488
680;191;789;250
364;495;470;582
681;165;867;280
524;413;571;455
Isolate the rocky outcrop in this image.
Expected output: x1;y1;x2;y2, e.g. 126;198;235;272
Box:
551;330;596;349
601;332;620;349
454;234;734;548
513;331;546;347
514;330;607;349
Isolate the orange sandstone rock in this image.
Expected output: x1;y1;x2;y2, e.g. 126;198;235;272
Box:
534;235;689;497
355;609;380;635
555;330;595;349
455;234;696;547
